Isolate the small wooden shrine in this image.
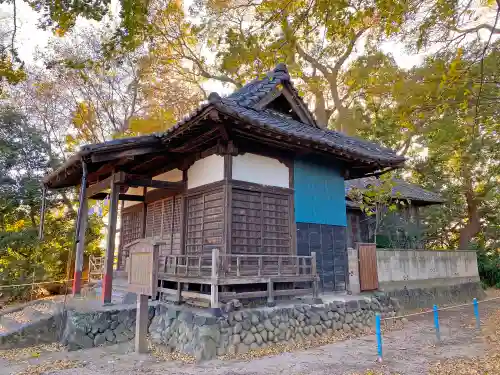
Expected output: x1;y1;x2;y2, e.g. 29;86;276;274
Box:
42;64;405;308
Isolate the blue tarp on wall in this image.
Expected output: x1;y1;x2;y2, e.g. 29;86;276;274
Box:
293;156;347;227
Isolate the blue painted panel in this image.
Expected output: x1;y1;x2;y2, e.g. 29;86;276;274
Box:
294;157;347;226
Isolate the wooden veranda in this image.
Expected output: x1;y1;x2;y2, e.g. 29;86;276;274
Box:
115;239;319;308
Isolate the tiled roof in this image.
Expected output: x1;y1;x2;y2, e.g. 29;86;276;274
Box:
44;64;406;189
345;177;445;204
228;63;292;108
210;98;405;165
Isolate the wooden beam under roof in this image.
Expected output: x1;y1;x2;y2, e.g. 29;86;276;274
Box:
90;146;160;163
90;193;145;202
169;127;220;153
85;172;126;198
125;177;185;191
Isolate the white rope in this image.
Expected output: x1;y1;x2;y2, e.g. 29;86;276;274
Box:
0;279;76;290
382;295;500;321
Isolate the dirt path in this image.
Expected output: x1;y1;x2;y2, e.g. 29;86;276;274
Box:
2;300;499;375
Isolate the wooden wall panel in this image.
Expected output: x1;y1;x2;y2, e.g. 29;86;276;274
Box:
185;187;225;260
119;194;184;272
119;207;143;270
231;188;291;255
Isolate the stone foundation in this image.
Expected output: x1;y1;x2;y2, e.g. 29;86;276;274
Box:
380;281;485;310
61;304;155;351
148;296;402;360
0;316;59;349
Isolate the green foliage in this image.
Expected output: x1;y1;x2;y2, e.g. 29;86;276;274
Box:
347;175;405;238
477;249;500;289
0;106;103;286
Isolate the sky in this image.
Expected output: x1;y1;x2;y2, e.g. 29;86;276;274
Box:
7;1;428;71
3;0;497;96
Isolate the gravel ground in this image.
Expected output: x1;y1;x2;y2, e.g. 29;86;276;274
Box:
2;299;499;375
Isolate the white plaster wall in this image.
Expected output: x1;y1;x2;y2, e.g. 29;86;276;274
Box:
187;154;224;189
376;249;480;285
232;153;289;188
123;169;183;208
152;169;183;183
123;187;144;208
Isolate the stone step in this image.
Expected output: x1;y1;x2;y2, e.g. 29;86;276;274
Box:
0;314;26;334
0;300;60;336
27;301;60;316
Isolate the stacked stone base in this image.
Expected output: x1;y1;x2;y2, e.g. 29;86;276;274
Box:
61;305;155;351
0;316;58;350
149;296;402;360
1;295;403;360
381;281;485;310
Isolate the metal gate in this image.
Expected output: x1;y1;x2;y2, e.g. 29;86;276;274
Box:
357;243;378;291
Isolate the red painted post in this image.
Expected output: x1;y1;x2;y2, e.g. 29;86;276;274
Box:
102;181;119;304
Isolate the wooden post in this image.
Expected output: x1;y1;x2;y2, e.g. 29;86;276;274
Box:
102;181;119;304
71;161;88;294
135;294;149;353
38;186;47;240
311;252;319;299
210;248;219;311
141;187;147;238
117;200;125;271
73;198;88;295
267;279;275;307
175;282;183;305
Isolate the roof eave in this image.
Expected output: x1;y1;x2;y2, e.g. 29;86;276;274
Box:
212;102;405;169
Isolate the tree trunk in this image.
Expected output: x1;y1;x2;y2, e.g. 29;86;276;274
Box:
314;91;328;128
458;189;481;249
326;72;349;133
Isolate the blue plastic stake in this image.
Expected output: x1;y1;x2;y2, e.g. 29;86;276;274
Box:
433;304;441;342
473;298;480;330
376;313;383;362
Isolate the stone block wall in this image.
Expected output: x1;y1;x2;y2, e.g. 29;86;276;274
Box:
0;316;59;350
149;296;401;360
61;305;155;351
347;247;484;309
383;281;484;310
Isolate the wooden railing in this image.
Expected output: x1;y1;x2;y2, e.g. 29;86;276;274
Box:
162;252;316;280
120;241;319;309
218;254;314;278
164;255;213;277
89;255;104;281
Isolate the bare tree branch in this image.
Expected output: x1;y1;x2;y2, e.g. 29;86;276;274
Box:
450;24;500;36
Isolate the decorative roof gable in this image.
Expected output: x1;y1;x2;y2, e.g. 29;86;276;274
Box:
227;63;319;128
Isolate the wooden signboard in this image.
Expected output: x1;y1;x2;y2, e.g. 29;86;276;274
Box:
127;239;159;296
125;239;160;354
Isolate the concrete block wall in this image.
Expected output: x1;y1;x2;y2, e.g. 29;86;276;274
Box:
347;248;483;309
347;247;360;294
376;249;480;291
